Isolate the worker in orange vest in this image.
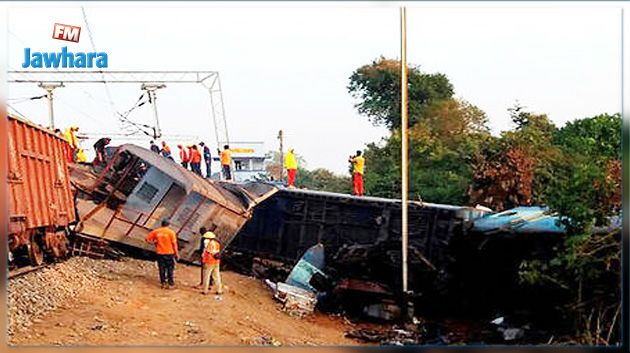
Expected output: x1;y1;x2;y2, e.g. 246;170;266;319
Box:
190;145;202;176
145;219;179;289
161;141;173;160
201;230;223;297
177;144;190;169
349;150;365;196
219;145;232;181
64;126;80;163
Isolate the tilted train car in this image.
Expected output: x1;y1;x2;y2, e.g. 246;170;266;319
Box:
7;114;76;266
70;144;277;262
229;188;490;305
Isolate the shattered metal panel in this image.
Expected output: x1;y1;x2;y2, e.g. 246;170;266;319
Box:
471;206;566;235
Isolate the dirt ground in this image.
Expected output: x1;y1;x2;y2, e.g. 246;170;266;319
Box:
10;258;366;346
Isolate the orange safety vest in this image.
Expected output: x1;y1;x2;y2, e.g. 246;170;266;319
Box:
202;239;221;265
220;150;232;166
179;148;189;162
191;149;202;163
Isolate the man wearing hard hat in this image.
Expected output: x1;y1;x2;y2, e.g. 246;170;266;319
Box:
201;229;223;297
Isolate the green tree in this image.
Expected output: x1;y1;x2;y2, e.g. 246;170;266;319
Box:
554;113;622;161
348;57;454;130
297;168;352;194
516;113;622;343
363;99;490;203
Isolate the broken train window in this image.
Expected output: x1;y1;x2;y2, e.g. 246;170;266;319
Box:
136;182;159;203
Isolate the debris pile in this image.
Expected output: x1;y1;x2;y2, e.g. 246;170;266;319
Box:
264;244;327;317
345;327;424;345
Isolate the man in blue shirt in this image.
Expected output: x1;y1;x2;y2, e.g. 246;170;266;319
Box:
199;142;212;178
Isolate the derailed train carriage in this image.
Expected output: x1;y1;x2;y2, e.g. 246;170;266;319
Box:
70;144;277;262
228;188;491;315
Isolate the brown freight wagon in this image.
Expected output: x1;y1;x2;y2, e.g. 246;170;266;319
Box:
7;114;76;266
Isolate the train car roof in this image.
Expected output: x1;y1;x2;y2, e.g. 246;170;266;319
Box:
8;113;66;141
116;144;277;214
275;186;489;213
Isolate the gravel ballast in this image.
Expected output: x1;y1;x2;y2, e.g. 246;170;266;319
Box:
7;257;154;337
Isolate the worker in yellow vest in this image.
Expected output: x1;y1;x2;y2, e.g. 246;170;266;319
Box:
64;126;79;163
75;148;88;163
285;148;298;188
349;150;365;196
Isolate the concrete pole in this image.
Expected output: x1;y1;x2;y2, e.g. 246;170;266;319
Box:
141;83;166;139
45;88;55;129
150;90;161;139
400;6;409;295
278;130;284;181
38;82;64;129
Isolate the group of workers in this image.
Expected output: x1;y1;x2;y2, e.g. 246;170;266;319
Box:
62;125;365;195
60;125;112;166
149;140;233;181
283;148;365;196
145;219;223;297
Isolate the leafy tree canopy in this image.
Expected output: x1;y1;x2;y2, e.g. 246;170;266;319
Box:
348;57;454;130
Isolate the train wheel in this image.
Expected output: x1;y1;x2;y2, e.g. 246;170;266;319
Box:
28;232;45;266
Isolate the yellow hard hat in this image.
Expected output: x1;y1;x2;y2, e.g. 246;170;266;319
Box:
202;231;216;239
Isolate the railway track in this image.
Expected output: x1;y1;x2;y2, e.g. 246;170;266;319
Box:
8;264;53;280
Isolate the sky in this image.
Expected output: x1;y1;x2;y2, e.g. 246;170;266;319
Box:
3;2;623;174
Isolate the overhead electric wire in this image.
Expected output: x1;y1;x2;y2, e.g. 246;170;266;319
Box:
115;93;158;138
8;95;46;103
7;104;28;119
81;7;118;120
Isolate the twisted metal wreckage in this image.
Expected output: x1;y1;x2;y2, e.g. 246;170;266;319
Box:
69;143;617;321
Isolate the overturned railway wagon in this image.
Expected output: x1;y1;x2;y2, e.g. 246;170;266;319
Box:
7;114;76;266
229;188;490;303
70;144;277;262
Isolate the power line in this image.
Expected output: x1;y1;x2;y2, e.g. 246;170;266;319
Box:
80;6;118;121
8;95;46;103
7;104;28;119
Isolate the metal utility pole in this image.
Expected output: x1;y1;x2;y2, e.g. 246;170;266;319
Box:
400;6;409;296
141;83;166;139
278;130;284;181
38;82;64;129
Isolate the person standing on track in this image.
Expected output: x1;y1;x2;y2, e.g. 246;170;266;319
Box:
146;219;179;289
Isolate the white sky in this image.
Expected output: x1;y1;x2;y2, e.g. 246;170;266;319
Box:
3;2;624;173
